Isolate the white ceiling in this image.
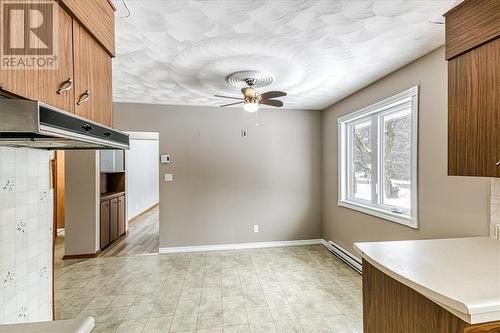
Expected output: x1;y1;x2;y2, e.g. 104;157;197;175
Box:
113;0;452;110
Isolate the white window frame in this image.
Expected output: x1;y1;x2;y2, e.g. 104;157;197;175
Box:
338;86;419;228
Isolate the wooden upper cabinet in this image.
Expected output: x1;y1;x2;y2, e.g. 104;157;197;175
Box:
92;41;113;127
58;0;115;56
0;4;74;112
73;21;113;127
445;0;500;60
72;21;93;120
446;0;500;177
448;40;500;177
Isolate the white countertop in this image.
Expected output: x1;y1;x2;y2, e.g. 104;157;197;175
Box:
354;236;500;324
0;317;94;333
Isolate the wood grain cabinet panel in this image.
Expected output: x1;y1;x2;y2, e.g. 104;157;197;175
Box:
110;198;118;242
118;195;125;236
100;200;110;249
363;260;500;333
58;0;115;56
448;39;500;177
91;43;113;127
0;4;74;113
445;0;500;60
73;21;113;126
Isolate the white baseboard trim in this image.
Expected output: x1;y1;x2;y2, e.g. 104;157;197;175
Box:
322;239;362;274
159;239;324;254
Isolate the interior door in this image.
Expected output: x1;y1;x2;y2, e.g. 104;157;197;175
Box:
100;200;110;248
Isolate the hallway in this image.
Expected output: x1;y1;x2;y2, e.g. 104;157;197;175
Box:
100;205;160;257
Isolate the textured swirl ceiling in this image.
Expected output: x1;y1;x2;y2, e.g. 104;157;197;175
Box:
113;0;452;110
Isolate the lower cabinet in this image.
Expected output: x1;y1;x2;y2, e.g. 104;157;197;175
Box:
100;200;110;249
100;193;126;250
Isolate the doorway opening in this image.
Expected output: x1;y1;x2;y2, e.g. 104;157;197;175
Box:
100;131;160;256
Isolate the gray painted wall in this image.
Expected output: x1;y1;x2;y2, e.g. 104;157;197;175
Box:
322;47;490;253
113;104;323;248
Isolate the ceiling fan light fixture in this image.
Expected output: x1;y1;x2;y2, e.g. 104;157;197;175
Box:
243;100;259;113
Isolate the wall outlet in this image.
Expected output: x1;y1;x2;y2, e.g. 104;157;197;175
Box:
164;173;173;182
253;224;259;233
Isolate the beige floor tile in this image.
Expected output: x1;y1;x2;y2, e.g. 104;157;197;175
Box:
246;307;273;324
97;306;130;324
176;299;200;315
199;296;222;313
197;311;223;329
92;321;121;333
223;308;248;327
55;245;363;333
143;316;173;332
248;322;276;333
150;301;178;318
268;305;296;322
223;325;250;333
223;296;245;310
274;320;303;333
170;313;199;332
116;319;147;333
124;303;154;320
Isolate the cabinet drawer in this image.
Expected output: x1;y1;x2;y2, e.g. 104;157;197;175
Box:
59;0;115;56
445;0;500;60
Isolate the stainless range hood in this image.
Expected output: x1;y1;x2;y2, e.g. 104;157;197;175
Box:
0;99;129;150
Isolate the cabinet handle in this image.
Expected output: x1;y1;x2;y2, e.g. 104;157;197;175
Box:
496;160;500;166
77;90;90;105
56;78;73;95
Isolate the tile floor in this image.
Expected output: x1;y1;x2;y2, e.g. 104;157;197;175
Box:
54;245;362;333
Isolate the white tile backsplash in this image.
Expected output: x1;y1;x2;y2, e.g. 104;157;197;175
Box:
0;147;53;324
490;178;500;239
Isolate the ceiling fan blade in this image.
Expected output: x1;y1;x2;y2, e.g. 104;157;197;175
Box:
259;91;287;100
214;94;243;100
260;99;283;107
220;101;244;107
241;87;256;98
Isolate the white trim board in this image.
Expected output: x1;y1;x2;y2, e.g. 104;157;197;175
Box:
159;239;324;254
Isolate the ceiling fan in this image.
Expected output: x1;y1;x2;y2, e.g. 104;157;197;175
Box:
215;78;287;113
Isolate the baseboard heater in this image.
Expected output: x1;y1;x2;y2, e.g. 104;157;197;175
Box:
324;240;363;274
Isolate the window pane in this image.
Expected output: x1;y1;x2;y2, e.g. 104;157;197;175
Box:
382;109;411;211
351;120;372;201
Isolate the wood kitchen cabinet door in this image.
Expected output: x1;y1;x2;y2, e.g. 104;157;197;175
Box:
91;43;113;127
110;198;118;242
0;4;74;112
448;38;500;177
72;20;113;126
118;195;125;236
72;21;93;120
100;200;110;249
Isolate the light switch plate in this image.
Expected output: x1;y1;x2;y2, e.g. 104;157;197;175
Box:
160;154;171;164
253;224;259;233
164;173;173;182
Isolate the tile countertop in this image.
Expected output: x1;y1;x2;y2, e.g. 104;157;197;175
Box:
354;236;500;324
